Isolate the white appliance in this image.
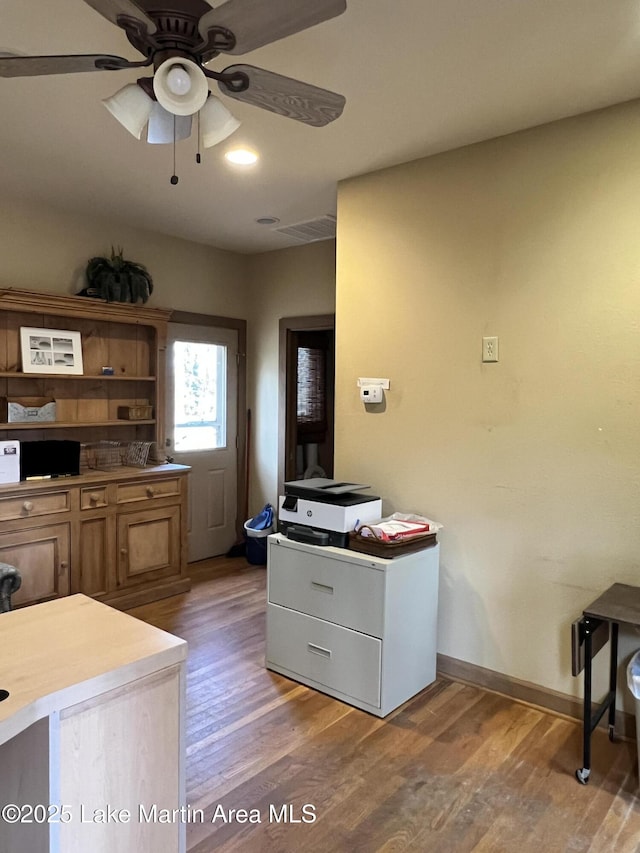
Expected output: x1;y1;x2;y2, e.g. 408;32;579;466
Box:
278;478;382;547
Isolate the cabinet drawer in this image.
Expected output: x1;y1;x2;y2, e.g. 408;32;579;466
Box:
268;543;384;637
80;486;109;510
116;478;181;505
0;490;71;522
266;604;381;708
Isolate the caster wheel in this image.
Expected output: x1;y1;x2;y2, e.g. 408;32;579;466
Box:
576;768;590;785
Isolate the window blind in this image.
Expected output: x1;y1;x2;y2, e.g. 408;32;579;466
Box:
297;345;326;433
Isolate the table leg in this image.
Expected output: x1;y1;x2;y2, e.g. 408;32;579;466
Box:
607;621;618;741
576;620;593;784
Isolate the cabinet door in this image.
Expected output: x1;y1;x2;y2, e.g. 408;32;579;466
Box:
117;506;181;589
0;523;70;607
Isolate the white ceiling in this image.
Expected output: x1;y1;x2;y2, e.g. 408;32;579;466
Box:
2;0;640;254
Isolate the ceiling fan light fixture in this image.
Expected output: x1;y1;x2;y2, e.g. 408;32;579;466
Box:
200;97;241;149
147;103;192;144
153;57;209;117
102;83;153;140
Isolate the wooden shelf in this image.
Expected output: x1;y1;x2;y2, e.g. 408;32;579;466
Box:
0;420;156;430
0;372;156;382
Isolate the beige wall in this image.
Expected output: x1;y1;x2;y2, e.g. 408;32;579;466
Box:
336;99;640;705
245;241;336;515
0;197;248;318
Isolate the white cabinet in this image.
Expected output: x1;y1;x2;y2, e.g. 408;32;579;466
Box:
266;533;440;717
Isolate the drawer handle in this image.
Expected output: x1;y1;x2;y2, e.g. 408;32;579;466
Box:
120;548;128;556
311;581;334;595
307;643;331;659
22;501;34;513
146;486;156;497
89;492;101;504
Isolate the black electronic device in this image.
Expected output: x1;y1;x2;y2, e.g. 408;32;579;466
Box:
20;440;81;480
285;524;330;547
283;478;377;505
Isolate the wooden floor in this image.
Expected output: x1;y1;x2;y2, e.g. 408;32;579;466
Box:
131;558;640;853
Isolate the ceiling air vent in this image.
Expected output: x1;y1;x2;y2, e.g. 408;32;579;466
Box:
274;215;336;243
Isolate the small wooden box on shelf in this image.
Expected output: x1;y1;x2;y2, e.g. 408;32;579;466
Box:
117;404;153;420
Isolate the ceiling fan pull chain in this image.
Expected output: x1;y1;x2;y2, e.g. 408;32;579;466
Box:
170;114;179;185
196;111;202;165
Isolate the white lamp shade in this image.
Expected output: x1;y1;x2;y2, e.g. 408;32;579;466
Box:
102;83;154;139
200;96;241;148
153;57;209;116
147;103;192;144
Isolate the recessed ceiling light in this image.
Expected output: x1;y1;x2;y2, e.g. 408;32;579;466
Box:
225;148;258;165
256;216;280;226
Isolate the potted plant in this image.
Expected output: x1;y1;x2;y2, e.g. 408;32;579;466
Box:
80;247;154;303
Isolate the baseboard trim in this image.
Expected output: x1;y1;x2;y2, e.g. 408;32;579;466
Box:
437;653;636;741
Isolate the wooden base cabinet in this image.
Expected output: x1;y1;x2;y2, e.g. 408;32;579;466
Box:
266;533;440;717
0;595;187;853
0;464;189;610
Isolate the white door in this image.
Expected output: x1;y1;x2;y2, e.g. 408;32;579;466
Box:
166;323;238;561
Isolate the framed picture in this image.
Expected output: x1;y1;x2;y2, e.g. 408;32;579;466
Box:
20;327;84;375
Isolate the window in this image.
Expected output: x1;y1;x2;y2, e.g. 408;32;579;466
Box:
173;340;227;451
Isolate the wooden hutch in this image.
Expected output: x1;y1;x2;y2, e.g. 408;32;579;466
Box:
0;288;190;610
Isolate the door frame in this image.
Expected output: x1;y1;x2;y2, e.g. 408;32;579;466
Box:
171;310;247;542
278;314;335;498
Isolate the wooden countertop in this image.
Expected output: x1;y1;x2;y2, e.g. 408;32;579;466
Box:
0;594;187;746
0;463;190;496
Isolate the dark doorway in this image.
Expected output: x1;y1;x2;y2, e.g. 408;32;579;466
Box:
278;315;335;495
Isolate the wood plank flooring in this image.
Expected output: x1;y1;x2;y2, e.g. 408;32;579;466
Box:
130;558;640;853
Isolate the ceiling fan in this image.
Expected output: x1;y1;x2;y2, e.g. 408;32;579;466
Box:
0;0;347;168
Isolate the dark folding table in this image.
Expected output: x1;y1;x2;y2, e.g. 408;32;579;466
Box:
574;583;640;784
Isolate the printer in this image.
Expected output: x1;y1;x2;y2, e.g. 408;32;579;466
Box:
278;478;382;547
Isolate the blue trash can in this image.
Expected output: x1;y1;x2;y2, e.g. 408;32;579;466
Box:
244;520;273;565
244;504;275;566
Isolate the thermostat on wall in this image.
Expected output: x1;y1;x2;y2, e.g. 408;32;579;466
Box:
360;384;383;403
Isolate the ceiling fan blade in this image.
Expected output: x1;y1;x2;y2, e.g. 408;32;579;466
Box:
198;0;346;55
217;65;345;127
82;0;157;33
0;54;149;77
